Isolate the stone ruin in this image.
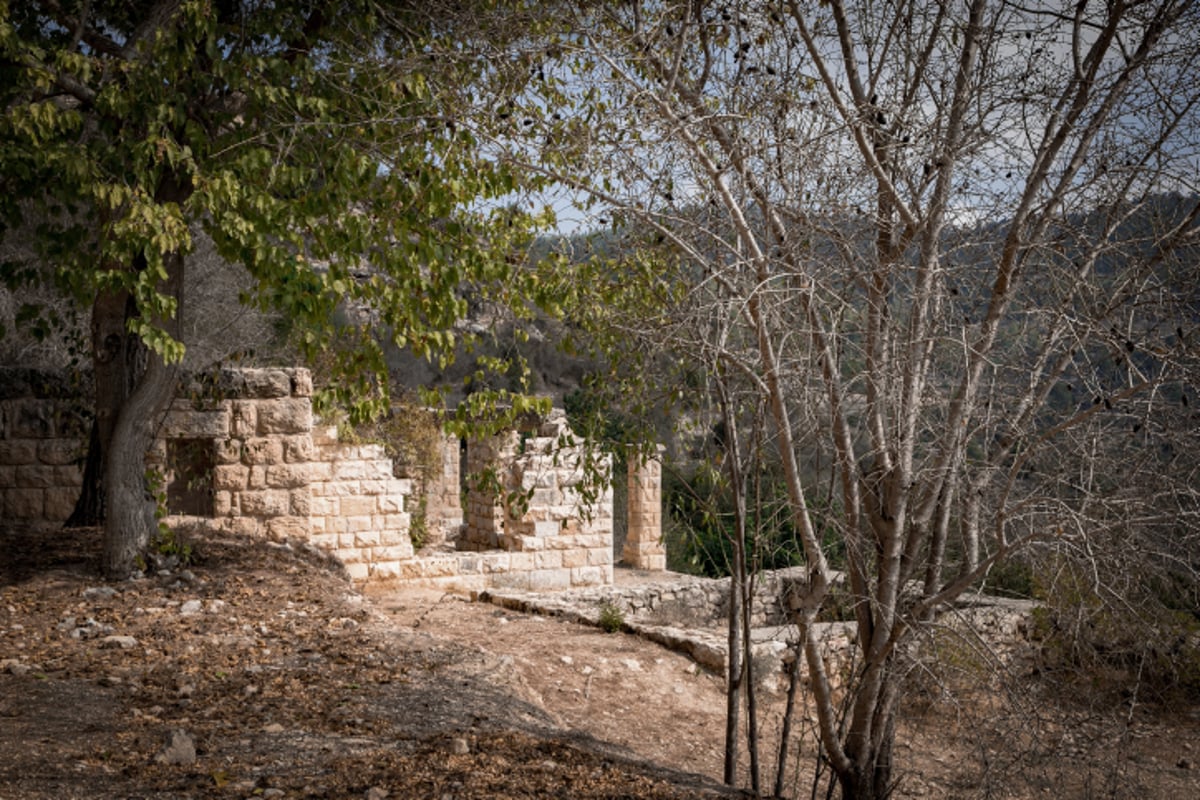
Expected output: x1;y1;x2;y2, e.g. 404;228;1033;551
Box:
0;366;667;589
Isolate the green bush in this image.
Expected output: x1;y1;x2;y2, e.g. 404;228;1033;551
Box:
598;602;625;633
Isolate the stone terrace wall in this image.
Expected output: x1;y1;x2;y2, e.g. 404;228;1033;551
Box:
0;368;87;526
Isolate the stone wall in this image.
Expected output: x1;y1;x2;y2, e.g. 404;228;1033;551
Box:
0;369;87;526
1;367;633;591
159;369;414;581
447;410;614;591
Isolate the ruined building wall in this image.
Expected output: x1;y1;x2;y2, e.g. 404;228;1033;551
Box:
0;367;641;590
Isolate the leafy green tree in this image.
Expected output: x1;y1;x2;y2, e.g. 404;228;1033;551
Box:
0;0;546;576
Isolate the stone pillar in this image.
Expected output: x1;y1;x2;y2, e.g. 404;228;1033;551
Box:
623;446;666;570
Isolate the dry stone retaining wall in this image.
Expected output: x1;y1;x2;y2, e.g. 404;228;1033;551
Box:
0;369;88;525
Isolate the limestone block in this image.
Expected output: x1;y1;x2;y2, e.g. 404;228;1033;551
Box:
587;547;613;566
375;544;414;561
239;489;290;517
214;438;242;464
289;369;313;397
506;552;536;571
304;462;332;482
162;408;230;438
377;493;405;514
570;566;605;587
333;459;391;482
241;438;283;465
243;369;292;399
533;520;561;538
265;464;310;489
230;402;258;437
16;464;57;488
561;548;587;568
490;571;531;591
255;398;312;435
11;401;53;438
282;435;315;463
36;439;79;466
345;562;370;581
354;529;381;547
43;486;77;521
336;538;364;555
323;516;348;534
339;495;377;516
221;517;261;536
288;488;310;516
309;532;339;550
310;496;338;516
528;568;570;591
358;479;387;496
213;491;234;516
212;464;249;492
5;488;44;518
248;465;267;490
535;550;562;570
265;515;310;540
344;515;373;532
381;513;410;531
0;440;36;465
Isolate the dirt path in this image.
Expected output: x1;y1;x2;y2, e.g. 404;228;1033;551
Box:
371;588;734;779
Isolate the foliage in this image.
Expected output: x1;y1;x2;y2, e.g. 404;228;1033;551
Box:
597;601;625;634
1030;552;1200;703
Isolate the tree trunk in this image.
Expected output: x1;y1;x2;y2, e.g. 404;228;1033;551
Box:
66;289;142;528
95;170;190;577
101;351;177;576
837;713;896;800
723;553;743;785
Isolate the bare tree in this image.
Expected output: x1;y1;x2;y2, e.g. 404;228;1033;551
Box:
494;1;1200;796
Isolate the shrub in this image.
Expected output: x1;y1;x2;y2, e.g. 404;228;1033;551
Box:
598;602;625;633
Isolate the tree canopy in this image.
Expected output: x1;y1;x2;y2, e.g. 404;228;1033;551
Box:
0;0;551;574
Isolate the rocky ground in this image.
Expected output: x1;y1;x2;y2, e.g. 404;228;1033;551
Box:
2;524;1198;799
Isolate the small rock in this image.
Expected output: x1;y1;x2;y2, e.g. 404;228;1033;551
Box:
621;658;642;672
684;663;699;675
560;655;573;666
82;587;117;600
262;722;285;734
449;737;470;755
1178;757;1192;770
179;600;203;616
156;729;196;766
263;789;285;798
206;599;225;614
100;635;139;650
366;788;389;800
1;659;31;676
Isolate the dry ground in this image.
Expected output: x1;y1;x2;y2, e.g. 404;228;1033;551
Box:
2;525;1198;799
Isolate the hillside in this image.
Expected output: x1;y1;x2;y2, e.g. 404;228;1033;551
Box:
2;525;1198;799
